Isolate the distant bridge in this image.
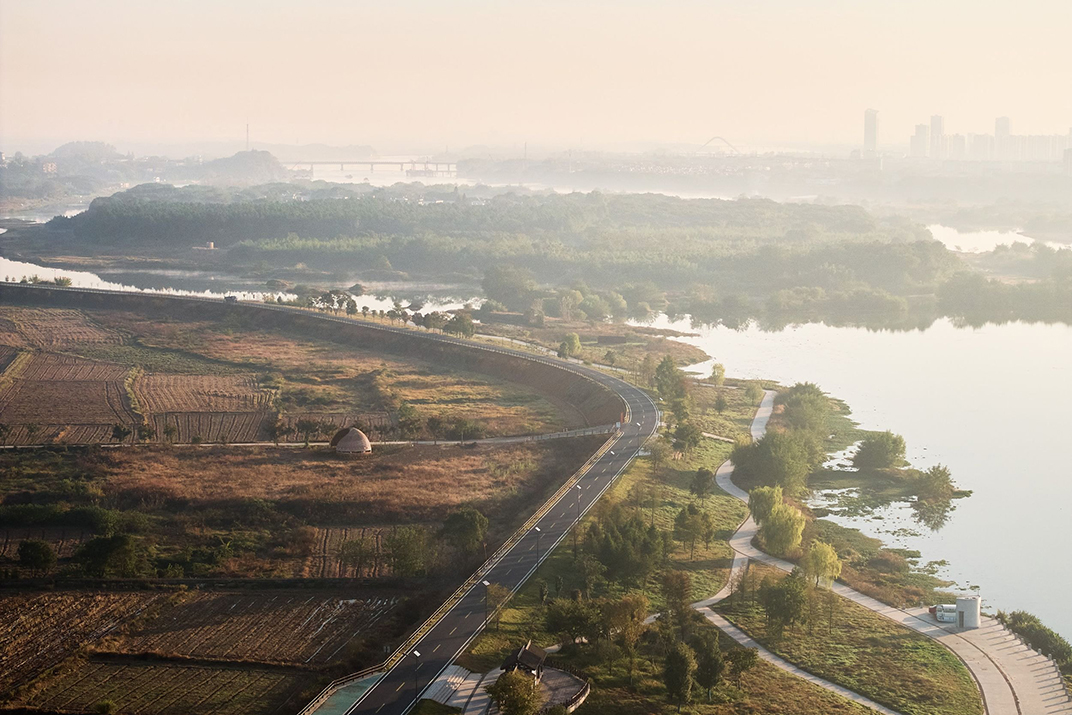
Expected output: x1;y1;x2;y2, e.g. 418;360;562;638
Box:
289;160;457;178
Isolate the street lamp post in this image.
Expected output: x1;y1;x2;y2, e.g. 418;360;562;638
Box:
412;649;421;703
482;580;491;623
534;526;541;564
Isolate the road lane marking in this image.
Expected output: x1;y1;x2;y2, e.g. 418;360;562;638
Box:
396;682;404;692
433;644;441;653
450;627;457;635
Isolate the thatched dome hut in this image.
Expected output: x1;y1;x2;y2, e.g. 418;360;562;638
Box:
330;427;372;454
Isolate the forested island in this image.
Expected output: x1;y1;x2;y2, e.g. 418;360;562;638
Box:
32;183;1072;328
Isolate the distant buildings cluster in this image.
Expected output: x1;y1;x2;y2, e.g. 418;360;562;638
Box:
864;110;1072;165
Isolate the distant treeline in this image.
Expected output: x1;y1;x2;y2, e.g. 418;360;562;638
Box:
50;184;1072;327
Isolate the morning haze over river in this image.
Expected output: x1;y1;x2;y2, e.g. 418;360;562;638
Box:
3;3;1072;714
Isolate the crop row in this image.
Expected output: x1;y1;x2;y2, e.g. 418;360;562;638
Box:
118;592;397;666
150;411;270;443
0;307;123;349
134;374;273;413
26;661;307;715
0;591;163;691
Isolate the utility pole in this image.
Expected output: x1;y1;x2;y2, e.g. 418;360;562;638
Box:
412;650;421;702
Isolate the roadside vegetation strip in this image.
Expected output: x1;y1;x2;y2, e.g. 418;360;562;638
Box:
296;430;623;715
717;565;981;715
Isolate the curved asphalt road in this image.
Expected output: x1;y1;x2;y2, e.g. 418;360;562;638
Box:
2;286;661;715
343;370;659;715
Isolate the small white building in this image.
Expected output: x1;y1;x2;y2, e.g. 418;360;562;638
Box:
931;596;981;629
330;427;372;455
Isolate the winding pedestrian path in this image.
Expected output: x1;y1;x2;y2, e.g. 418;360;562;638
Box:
700;390;1072;715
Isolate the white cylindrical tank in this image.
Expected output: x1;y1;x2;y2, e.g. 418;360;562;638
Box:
956;596;981;629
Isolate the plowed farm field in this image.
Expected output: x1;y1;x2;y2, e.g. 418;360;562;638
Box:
112;591;397;666
0;591;164;693
20;661;309;715
151;411;271;443
133;374;273;413
0;351;137;444
0;307;122;349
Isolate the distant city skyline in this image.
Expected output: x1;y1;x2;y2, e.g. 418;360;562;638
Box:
4;1;1072;156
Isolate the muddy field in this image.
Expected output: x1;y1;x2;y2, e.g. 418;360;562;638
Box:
108;591;397;666
0;591;165;693
18;660;309;715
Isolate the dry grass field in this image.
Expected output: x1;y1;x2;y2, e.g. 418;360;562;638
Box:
99;438;601;524
104;591;397;666
0;591;165;693
17;660;309;715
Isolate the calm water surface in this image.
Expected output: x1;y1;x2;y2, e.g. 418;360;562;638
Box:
650;315;1072;638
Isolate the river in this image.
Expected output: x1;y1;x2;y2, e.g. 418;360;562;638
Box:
650;315;1072;639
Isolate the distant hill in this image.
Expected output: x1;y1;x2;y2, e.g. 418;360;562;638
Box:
50;141;122;163
200;150;290;184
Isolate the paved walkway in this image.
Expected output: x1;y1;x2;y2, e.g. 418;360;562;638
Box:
703;390;1072;715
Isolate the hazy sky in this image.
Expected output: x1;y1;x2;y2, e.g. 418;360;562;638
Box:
3;0;1072;155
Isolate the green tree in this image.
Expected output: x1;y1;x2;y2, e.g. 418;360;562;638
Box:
338;535;374;577
545;597;598;644
0;423;10;445
673;422;702;456
758;571;809;638
441;507;489;555
444;313;475;337
162;423;178;444
558;332;582;358
639;354;657;387
576;553;606;599
694;632;724;702
294;418;323;447
743;382;764;403
759;502;805;557
714;392;728;414
110;423;132;444
647;436;671;480
264;419;294;446
709;363;726;386
606;593;649;684
655;356;686;400
663;641;697;712
136;424;156;443
485;668;541;715
426;416;445;445
852;431;907;471
662;570;693;637
396;402;424;440
747;485;782;525
916;463;956;501
690;468;714;503
726;647;759;688
384;526;429;577
24;423;41;443
75;534;143;578
801;540;842;587
18;539;57;576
